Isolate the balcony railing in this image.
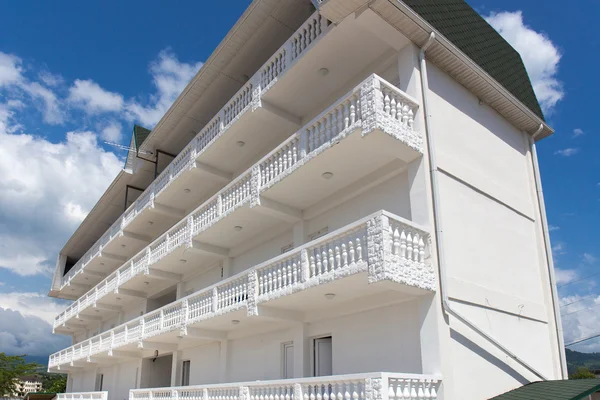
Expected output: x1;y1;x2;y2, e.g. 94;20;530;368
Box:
57;392;107;400
54;73;423;331
129;373;441;400
60;11;333;290
49;210;434;369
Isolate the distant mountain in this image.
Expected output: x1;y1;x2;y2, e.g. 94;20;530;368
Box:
566;348;600;373
23;355;49;368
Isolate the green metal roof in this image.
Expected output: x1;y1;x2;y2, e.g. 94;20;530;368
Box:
132;124;151;151
402;0;545;121
490;379;600;400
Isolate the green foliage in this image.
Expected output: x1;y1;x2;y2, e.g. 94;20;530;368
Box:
47;375;67;393
0;353;40;396
569;367;597;380
34;372;67;393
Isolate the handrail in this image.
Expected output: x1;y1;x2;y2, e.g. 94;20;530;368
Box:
50;210;433;367
60;11;333;290
54;73;423;332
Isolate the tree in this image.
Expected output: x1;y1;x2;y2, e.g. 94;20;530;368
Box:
47;376;67;393
569;367;597;380
0;354;40;396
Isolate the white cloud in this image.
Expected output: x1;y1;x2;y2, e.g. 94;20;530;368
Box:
560;293;600;351
126;50;202;127
583;253;598;265
21;81;63;124
0;51;63;124
99;120;123;143
485;11;563;113
38;70;64;87
0;307;70;357
0;52;23;87
0;126;122;276
68;79;124;114
0;293;71;357
548;225;560;232
554;148;579;157
573;128;584;138
555;268;577;286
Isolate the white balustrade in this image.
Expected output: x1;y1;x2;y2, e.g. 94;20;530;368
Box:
257;254;302;297
55;73;422;333
129;373;440;400
59;11;333;291
50;211;432;369
57;392;108;400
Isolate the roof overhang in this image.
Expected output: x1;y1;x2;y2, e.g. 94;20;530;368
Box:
316;0;553;140
139;0;315;155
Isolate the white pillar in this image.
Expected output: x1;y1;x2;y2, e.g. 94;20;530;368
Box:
110;364;119;400
293;220;307;248
292;323;309;378
222;258;232;279
176;282;185;300
171;350;182;387
219;339;229;382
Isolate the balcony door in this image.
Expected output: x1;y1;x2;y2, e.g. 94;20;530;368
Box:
313;336;332;377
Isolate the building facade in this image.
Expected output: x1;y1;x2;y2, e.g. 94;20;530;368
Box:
48;1;566;399
13;377;42;398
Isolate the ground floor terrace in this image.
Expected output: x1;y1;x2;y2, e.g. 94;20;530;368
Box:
62;294;441;400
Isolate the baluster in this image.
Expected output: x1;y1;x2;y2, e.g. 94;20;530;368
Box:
413;234;420;262
316;253;322;276
352;382;359;400
349;240;355;264
289;262;294;284
419;237;425;264
321;247;328;273
390;96;397;120
337;106;343;134
350;100;356;125
341;244;348;267
277;269;282;290
406;233;413;261
356;238;362;261
334;245;341;270
393;228;400;255
344;101;350;129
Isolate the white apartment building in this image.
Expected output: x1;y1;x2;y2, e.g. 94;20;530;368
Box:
47;1;566;399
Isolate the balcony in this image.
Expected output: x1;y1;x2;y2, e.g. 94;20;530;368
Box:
49;209;434;370
53;73;424;334
59;12;335;293
128;373;441;400
57;392;108;400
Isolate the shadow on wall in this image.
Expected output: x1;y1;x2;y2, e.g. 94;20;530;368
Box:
450;329;530;385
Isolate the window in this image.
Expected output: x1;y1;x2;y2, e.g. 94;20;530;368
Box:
181;360;191;386
95;374;104;391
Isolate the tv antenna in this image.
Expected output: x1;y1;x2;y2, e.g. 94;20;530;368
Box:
103;141;154;156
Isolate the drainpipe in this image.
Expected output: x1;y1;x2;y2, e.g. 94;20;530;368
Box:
419;32;548;381
529;124;568;378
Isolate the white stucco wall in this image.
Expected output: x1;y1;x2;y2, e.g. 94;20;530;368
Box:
424;61;560;396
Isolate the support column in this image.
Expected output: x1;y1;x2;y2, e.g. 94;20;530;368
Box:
292;323;309;378
176;282;185;300
110;364;119;400
292;220;307;248
219;339;229;383
171;350;182;387
222;258;232;279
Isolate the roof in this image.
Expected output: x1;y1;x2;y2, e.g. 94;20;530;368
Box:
133;124;151;151
401;0;544;120
491;379;600;400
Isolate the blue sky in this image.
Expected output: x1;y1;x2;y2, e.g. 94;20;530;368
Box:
0;0;598;359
